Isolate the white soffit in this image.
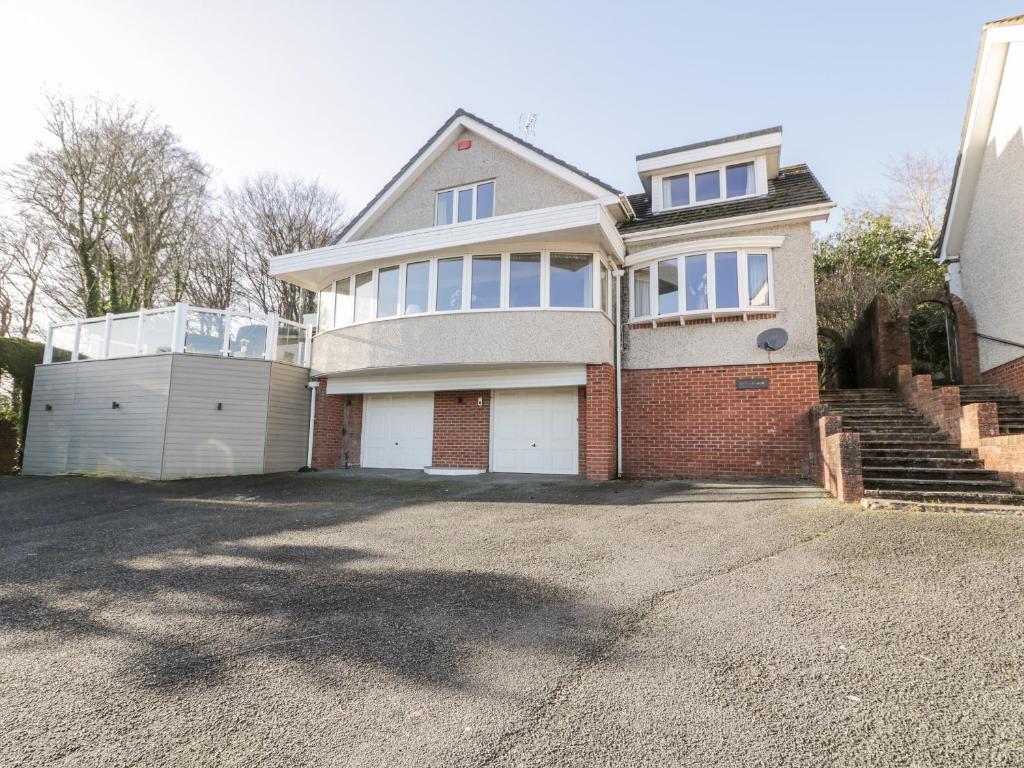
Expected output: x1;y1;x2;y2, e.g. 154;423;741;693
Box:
636;131;783;176
325;364;587;395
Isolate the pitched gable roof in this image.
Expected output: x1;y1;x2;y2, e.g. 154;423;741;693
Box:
336;108;626;244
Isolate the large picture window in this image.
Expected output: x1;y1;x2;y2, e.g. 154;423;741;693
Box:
630;249;774;320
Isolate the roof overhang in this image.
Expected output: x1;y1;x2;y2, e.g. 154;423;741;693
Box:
636;128;783;181
938;17;1024;262
271;200;626;291
621;201;835;244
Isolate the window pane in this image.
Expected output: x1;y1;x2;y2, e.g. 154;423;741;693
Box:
509;253;541;307
337;277;353;325
436;257;464;311
476;182;494;219
633;266;651;317
318;284;335;329
748;253;771;306
662;174;689;207
685;254;708;311
457;188;474;222
471;255;501;309
436;190;454;226
694;170;720;202
404;261;429;314
726;162;755;198
376;266;399;318
714;252;739;309
600;262;610;314
550;253;593;308
657;258;679;315
354;271;373;322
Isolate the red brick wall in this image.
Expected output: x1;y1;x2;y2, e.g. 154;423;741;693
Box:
432;390;491;469
621;362;819;479
983;354;1024;399
311;381;362;469
581;364;616;480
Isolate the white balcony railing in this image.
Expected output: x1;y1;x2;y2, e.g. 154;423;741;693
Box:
43;303;313;368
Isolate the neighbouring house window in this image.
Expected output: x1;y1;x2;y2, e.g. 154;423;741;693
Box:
694;171;720;203
662;173;689;208
471;255;501;309
633;266;651;317
657;257;679;315
600;262;610;315
435;181;495;226
509;253;541;308
435;190;454;226
318;285;335;330
436;256;464;311
354;271;374;322
684;254;708;311
337;277;353;325
748;253;770;306
550;253;593;308
376;265;399;318
404;261;429;314
714;252;740;308
726;162;755;198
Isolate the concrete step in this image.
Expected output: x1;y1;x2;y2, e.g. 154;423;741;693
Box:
862;466;1001;481
862;456;985;469
862;497;1024;515
847;424;940;433
862;489;1024;506
864;477;1019;494
860;448;976;460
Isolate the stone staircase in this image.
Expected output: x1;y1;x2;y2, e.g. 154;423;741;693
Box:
820;388;1024;507
956;384;1024;435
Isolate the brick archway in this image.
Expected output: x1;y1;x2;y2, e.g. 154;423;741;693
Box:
898;291;980;385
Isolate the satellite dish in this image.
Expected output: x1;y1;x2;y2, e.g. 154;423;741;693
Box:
756;328;789;352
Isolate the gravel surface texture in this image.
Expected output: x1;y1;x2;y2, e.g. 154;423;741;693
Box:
1;471;1021;766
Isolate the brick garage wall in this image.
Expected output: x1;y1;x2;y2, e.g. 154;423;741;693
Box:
311;381;362;469
581;364;616;480
622;361;819;479
432;390;490;469
983;353;1024;399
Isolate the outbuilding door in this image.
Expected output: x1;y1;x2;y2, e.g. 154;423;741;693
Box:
361;393;434;469
491;388;578;474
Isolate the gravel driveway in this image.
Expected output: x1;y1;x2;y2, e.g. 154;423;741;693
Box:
1;471;1022;766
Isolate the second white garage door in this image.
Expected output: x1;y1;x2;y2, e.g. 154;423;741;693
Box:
362;393;434;469
491;388;578;474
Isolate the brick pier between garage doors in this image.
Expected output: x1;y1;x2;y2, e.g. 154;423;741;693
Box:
311;364;618;480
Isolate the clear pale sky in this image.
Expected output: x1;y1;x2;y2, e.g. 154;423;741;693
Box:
0;0;1019;229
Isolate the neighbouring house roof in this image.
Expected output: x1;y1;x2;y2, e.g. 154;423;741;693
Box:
618;163;831;235
936;15;1024;260
334;108;626;244
635;126;783;162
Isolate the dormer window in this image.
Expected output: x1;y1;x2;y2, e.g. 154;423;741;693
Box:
661;160;758;211
435;180;495;226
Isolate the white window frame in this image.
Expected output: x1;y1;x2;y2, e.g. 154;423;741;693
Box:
314;248;613;333
434;180;496;227
653;155;767;213
628;248;776;322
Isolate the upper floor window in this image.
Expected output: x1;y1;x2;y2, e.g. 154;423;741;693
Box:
630;248;773;320
661;160;758;210
435;180;495;226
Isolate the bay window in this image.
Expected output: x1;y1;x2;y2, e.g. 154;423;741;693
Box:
436;257;464;311
354;272;374;323
509;253;541;308
550;253;592;308
630;249;774;320
404;261;429;314
376;265;399;318
471;255;501;309
435;181;495;226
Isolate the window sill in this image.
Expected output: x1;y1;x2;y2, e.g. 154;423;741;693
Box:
628;308;780;329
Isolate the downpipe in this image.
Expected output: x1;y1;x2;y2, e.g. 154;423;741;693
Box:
614;269;624;479
300;380;318;472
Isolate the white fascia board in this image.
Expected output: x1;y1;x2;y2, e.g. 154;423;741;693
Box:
325;364;587;395
271;201;625;280
341;114;617;243
939;22;1023;262
636;132;783;176
621;202;835;244
623;235;786;267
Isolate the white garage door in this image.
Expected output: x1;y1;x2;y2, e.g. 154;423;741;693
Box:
491;388;578;474
362;393;434;469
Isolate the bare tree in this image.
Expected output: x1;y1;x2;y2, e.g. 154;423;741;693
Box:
225;174;345;321
881;153;952;242
0;215;57;338
184;215;239;309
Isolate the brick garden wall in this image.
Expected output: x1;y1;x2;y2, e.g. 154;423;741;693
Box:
621;361;819;479
983;353;1024;399
311;381;362;469
432;390;490;469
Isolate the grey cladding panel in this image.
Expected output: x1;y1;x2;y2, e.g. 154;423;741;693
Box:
264;363;311;473
22;364;79;475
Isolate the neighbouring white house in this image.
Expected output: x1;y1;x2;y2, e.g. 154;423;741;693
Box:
938;14;1024;396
